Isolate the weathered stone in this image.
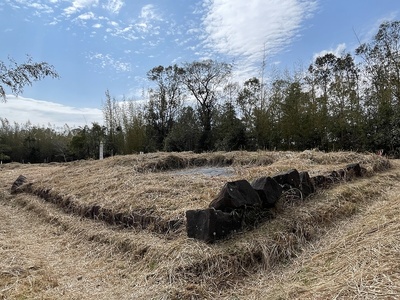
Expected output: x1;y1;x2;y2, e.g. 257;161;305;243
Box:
299;171;315;198
10;175;28;194
360;166;367;176
251;176;282;208
330;170;342;181
209;180;261;212
336;169;346;179
272;169;301;189
311;175;329;188
186;208;242;243
280;184;293;192
346;163;362;177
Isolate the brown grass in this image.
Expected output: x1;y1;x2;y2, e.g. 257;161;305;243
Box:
217;161;400;299
0;150;397;299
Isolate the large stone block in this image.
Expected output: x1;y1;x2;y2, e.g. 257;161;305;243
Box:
346;163;362;177
272;169;301;189
310;175;330;188
186;208;242;243
209;179;261;212
299;171;315;198
251;176;282;208
10;175;29;194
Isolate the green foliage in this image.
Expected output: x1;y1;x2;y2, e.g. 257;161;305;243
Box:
181;59;232;151
0;118;73;163
145;65;185;149
163;106;201;152
2;20;400;160
214;102;247;151
356;20;400;155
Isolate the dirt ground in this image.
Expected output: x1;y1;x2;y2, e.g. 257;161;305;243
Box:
1;156;399;299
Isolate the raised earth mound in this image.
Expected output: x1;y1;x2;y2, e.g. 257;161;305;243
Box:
1;150;398;299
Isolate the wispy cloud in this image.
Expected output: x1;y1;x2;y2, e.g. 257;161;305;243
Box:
3;95;103;128
88;52;132;72
101;4;165;41
5;0;54;15
202;0;317;75
313;43;347;61
140;4;161;21
30;2;54;14
77;11;96;20
103;0;124;14
64;0;99;16
135;4;163;34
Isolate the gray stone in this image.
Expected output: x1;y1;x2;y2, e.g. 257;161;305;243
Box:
186;208;242;243
251;176;282;208
299;171;315;198
273;169;301;189
10;175;28;194
209;179;261;212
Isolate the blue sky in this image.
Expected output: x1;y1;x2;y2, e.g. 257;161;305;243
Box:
0;0;398;128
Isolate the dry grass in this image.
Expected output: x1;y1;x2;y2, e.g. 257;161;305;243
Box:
0;150;397;299
218;161;400;300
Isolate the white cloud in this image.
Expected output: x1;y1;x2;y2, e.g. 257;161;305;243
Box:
103;0;124;14
88;52;131;72
140;4;161;22
6;0;54;15
30;2;54;14
64;0;99;16
110;24;139;40
202;0;317;75
134;4;163;34
78;11;95;20
313;43;347;61
2;95;103;128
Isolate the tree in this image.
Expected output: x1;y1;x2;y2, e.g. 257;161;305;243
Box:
69;123;104;160
237;77;263;127
307;54;337;150
237;77;267;149
0;137;11;163
356;21;400;155
330;54;362;149
214;102;247;151
0;56;59;101
121;100;147;153
164;106;201;152
145;65;185;150
181;60;232;151
278;80;308;150
102;90;124;156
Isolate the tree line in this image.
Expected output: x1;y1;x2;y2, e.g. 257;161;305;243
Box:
1;21;400;163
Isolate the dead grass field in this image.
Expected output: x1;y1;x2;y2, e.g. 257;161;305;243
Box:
0;150;398;299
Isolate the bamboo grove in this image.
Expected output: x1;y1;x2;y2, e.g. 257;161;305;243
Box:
1;21;400;163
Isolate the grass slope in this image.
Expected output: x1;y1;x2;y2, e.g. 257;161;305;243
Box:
0;150;397;299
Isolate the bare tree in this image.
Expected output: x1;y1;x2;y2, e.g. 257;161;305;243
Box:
145;65;185;149
181;59;232;150
0;55;59;102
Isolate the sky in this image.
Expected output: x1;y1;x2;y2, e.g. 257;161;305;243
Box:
0;0;399;129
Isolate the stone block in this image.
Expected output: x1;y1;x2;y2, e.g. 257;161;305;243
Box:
186;208;242;242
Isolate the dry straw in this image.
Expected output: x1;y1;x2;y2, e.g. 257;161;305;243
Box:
0;150;396;299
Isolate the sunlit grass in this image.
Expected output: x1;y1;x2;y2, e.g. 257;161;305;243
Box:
0;150;397;299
